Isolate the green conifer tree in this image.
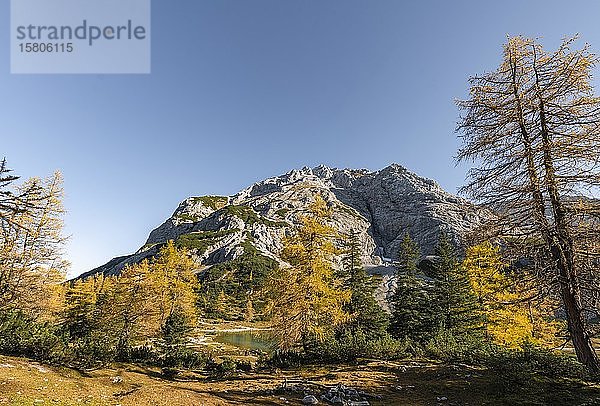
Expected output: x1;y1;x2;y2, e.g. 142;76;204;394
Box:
431;233;482;337
389;234;440;342
339;229;388;339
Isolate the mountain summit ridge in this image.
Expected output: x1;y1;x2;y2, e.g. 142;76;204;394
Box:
80;164;487;280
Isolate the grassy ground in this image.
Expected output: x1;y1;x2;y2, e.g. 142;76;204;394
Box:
1;355;600;405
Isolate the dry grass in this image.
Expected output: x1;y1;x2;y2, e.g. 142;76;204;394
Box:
1;355;600;405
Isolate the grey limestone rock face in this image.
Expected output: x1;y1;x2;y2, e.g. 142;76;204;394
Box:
83;164;489;306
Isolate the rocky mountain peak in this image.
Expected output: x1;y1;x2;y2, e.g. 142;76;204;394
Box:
81;164;487;286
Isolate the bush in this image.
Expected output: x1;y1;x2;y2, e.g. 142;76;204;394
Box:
128;344;160;365
162;346;208;370
27;325;65;363
306;331;411;363
364;335;415;360
66;336;116;368
262;349;305;369
425;330;492;364
205;357;239;378
485;343;585;382
262;331;412;366
424;331;586;385
0;311;66;364
236;359;253;372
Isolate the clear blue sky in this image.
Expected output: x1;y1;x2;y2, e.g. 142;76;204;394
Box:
2;1;600;277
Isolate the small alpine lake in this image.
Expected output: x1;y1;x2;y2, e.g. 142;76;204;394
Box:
213;330;275;352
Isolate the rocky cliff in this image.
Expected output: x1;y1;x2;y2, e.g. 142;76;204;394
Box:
80;164;488;292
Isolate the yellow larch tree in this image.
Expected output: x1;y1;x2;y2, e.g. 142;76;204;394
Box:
105;260;161;358
0;172;68;320
63;274;110;339
266;195;350;350
63;242;199;355
463;242;560;348
150;241;198;333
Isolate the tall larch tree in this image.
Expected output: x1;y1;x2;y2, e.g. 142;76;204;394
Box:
62;275;108;340
107;260;160;359
266;195;350;351
0;171;67;318
150;241;199;337
456;36;600;371
0;158;43;229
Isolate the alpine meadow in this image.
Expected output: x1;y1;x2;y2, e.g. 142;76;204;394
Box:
2;3;600;405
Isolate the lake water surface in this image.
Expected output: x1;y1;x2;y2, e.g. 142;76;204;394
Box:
213;330;274;352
